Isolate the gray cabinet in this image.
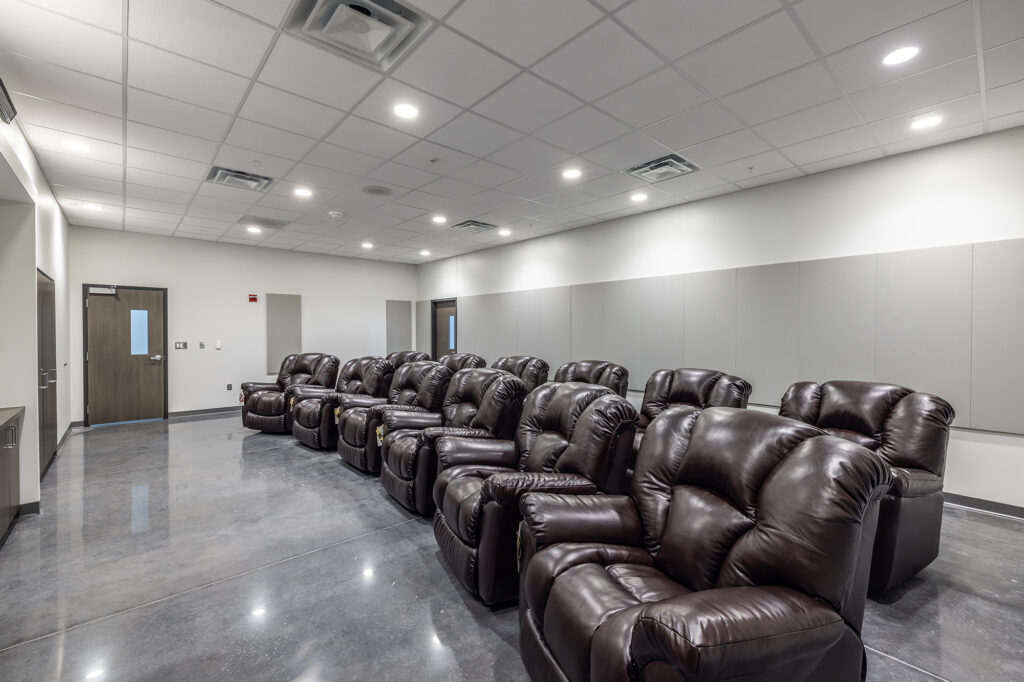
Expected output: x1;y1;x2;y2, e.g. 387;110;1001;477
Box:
0;407;24;536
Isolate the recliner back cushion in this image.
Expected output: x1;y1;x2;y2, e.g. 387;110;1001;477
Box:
386;350;431;367
438;353;487;373
491;356;549;392
388;361;453;410
639;368;751;426
309;355;339;387
274;354;299;387
441;368;527;437
517;382;637;484
337;356;394;397
553;360;629;396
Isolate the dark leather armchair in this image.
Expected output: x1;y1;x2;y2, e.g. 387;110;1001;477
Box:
337;361;453;474
780;380;955;595
437;352;487;372
379;368;526;515
553;360;629;397
241;353;339;433
491;356;550;392
289;356;394;450
432;381;637;605
518;406;892;682
386;350;431;368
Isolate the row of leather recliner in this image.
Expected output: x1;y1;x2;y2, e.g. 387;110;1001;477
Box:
241;350;954;682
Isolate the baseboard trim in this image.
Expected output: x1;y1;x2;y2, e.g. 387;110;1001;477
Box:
169;406;241;419
945;493;1024;520
17;502;39;517
69;420;84;428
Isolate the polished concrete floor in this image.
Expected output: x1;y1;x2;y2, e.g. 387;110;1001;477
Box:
0;414;1020;681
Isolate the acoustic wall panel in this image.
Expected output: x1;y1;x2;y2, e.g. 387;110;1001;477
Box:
492;292;519;360
385;300;412;354
876;246;973;427
517;286;571;370
972;240;1024;433
602;275;685;391
798;255;876;382
570;283;606;363
415;300;430;354
266;293;301;373
684;269;737;373
736;263;800;405
456;295;480;359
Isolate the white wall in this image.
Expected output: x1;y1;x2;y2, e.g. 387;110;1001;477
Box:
69;227;418;419
418;127;1024;508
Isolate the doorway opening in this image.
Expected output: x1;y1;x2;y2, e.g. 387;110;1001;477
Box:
37;269;57;477
431;299;457;359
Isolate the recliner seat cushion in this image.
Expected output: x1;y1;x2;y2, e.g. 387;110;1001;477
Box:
247;390;286;416
341;408;370;448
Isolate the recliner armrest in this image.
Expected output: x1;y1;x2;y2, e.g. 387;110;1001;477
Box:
337;394;389;411
519;493;643;550
241;381;280;397
368;403;426;423
889;466;943;498
436;437;518;470
380;410;443;434
286;385;335;405
630;586;847;680
419;426;493;447
482;472;598;509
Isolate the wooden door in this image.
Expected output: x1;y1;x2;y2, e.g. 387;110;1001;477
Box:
36;270;57;473
85;286;167;426
432;299;457;358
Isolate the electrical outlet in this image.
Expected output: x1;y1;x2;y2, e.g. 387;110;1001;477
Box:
174;341;187;349
199;341;206;349
227;383;232;391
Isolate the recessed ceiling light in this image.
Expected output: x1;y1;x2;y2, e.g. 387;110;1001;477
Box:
420;250;431;256
361;241;373;249
498;228;511;237
431;215;446;224
561;168;582;180
85;669;105;680
246;225;262;234
251;607;265;617
883;46;919;66
910;112;942;130
630;192;648;202
63;140;90;154
293;187;313;198
393;103;418;119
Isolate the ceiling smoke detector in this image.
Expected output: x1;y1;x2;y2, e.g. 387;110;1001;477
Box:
206;166;275;192
328;210;345;220
625;154;700;184
288;0;431;71
363;185;392;196
450;220;497;233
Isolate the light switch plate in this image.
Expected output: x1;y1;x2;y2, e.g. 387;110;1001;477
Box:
174;341;187;349
199;341;206;349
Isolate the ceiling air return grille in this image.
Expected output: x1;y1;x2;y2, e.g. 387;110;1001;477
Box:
626;154;700;184
206;166;275;192
289;0;431;71
451;220;497;234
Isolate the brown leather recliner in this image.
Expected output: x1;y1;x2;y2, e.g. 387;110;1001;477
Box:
432;381;637;605
241;353;339;433
553;360;629;397
289;356;395;449
491;356;550;392
379;368;527;515
386;350;431;368
337;361;453;474
780;380;955;595
518;406;892;682
438;352;487;372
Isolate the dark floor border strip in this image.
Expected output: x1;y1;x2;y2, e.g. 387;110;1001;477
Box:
17;502;39;517
169;406;241;418
945;493;1024;520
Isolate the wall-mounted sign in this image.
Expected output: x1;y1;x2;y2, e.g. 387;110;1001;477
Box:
249;294;258;303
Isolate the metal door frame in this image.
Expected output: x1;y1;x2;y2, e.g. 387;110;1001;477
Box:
36;268;57;477
82;284;168;427
430;298;457;359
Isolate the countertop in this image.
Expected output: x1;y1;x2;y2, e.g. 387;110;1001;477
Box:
0;406;25;427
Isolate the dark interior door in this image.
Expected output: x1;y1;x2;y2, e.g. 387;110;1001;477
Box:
85;285;167;426
432;299;457;358
36;270;57;474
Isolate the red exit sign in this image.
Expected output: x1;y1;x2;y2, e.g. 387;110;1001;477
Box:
249;294;258;303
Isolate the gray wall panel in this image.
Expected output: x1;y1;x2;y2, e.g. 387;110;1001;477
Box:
385;300;412;354
457;295;479;359
736;263;799;405
518;286;571;370
415;300;430;355
493;293;519;360
876;246;973;426
684;269;737;373
798;255;876;382
266;293;301;373
570;283;606;364
972;240;1024;433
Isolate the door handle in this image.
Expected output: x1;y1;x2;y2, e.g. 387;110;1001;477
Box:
48;369;57;384
2;425;16;449
150;355;163;362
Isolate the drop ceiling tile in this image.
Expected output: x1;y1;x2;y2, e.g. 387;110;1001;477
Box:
867;94;983;145
354;79;463;137
213;0;290;26
124;195;190;215
395;191;450;211
652;170;733;197
533;20;662;101
48;169;123;195
375;203;425;220
721;62;842;125
124;167;201;194
127;88;233;141
128;41;250;115
125;183;194;206
127;224;177;236
616;0;779;60
360;213;406;228
392;27;519;107
325;115;418;159
259;35;381;110
226;119;317;161
53;185;123;205
680;130;772;168
410;0;460;19
980;0;1024;49
393;140;476;175
23;123;122;164
987;78;1024;117
713;150;795;183
678;12;817;97
642;102;744;151
11;94;122;144
365;162;440;190
594;68;707;129
127;122;219;163
794;0;964;54
238;84;345;139
0;51;122;116
985;38;1024;89
850;57;979;121
428;112;523;157
735;167;805;189
534;107;631;154
582;131;672;171
214;145;293;179
827;4;976;94
472;73;582;133
496;175;557;200
487;137;573;174
755;98;864;148
21;0;122;32
882;121;984;155
247;205;303;222
0;1;122;81
285;164;359;192
780;126;878;166
468;189;523;210
449;160;523;188
575;172;647;197
418;177;484;200
987;109;1024;132
37;149;123;180
303;142;384;175
533;188;594;209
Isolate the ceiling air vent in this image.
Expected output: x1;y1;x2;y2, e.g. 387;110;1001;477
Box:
626;154;700;184
451;220;497;234
0;77;17;124
288;0;431;71
206;166;275;192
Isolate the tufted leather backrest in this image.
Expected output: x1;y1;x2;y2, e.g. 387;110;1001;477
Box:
337;356;394;398
633;406;891;628
638;368;752;428
438;352;487;373
516;382;637;492
442;368;527;438
553;360;629;397
387;361;453;411
276;353;338;388
779;380;955;476
491;356;550;392
386;350;431;368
